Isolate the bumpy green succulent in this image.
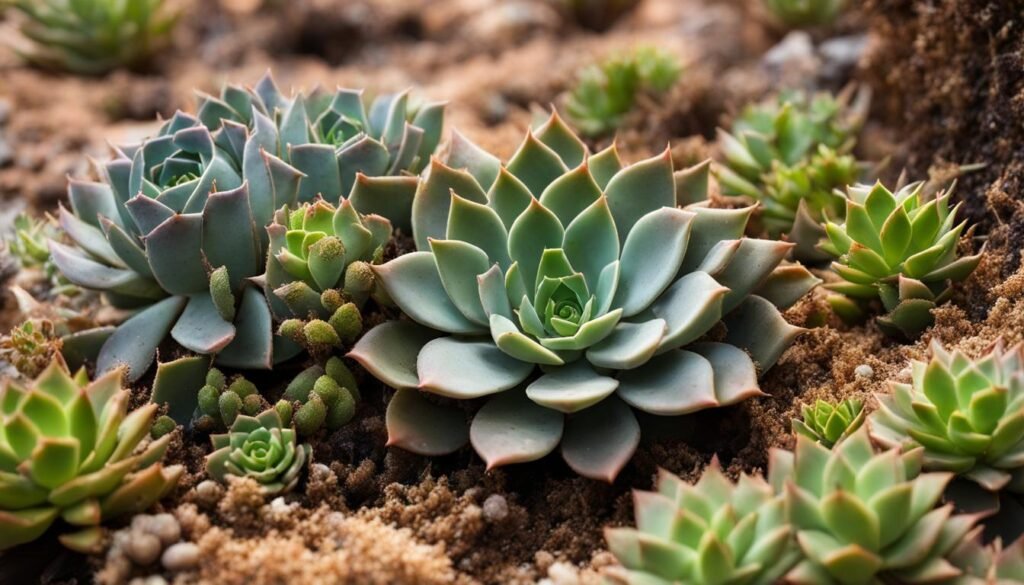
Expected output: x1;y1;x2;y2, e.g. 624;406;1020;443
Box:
557;0;642;31
350;113;818;481
768;427;978;584
604;461;800;584
206;409;311;495
51;108;307;381
266;199;390;352
9;0;176;75
196;73;445;232
566;47;682;137
279;357;359;437
793;397;865;448
0;319;63;379
194;369;266;432
763;0;845;28
870;341;1024;494
946;535;1024;584
0;359;183;551
716;89;869;261
821;181;983;339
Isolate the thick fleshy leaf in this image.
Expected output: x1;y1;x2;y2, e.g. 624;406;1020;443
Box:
214;287;273;369
447;130;501;189
755;265;821;310
290;143;342;202
587;320;667;370
49;241;164;301
385;388;468;455
145;213;208;295
534;111;587;169
650;271;728;351
680;207;754;273
563;197;619;291
412;159;487;250
604;149;676;244
348;174;418;233
97;296;187;382
470;389;564;469
202;184;261;290
490;314;564;365
447;194;511;268
616;350;717;415
170;294;236;354
431;239;491;325
373;252;487;335
348;321;443;389
506;131;568;195
416;337;534;399
487;167;534;230
508;199;565;289
614;207;694;317
478;264;513;320
561;397;640;482
691;342;763;405
724;296;806;372
525;361;619;413
539;162;602;227
150;355;211;424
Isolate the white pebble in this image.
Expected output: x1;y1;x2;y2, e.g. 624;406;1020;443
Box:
124;533;162;565
148;513;181;545
483;494;508;522
162;542;201;572
854;364;874;379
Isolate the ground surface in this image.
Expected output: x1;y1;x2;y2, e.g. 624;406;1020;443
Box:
0;0;1022;583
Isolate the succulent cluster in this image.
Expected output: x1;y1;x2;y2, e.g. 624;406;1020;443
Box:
716;88;869;261
8;0;177;75
206;409;311;495
947;535;1024;584
5;213;78;296
194;369;266;432
605;461;800;584
555;0;642;31
763;0;846;28
350;112;817;480
196;73;445;232
0;359;182;551
870;341;1024;494
278;357;360;437
822;181;983;338
565;46;682;137
769;428;978;584
0;319;63;379
792;397;864;448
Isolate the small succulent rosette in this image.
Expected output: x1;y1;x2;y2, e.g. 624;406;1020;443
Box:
768;428;979;584
716;88;870;262
196;72;445;232
350;112;819;481
821;181;983;339
604;461;800;584
792;397;865;448
870;341;1024;494
206;409;311;495
946;533;1024;584
0;358;182;552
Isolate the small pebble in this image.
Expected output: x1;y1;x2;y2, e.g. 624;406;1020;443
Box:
162;542;201;572
854;364;874;379
482;494;509;522
194;480;223;505
148;513;181;545
547;561;580;585
124;533;162;565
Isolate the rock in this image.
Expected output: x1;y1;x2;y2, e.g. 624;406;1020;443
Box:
124;532;163;566
819;34;869;83
148;513;182;546
482;494;508;522
762;31;821;89
854;364;874;379
162;542;201;572
194;479;224;506
547;561;581;585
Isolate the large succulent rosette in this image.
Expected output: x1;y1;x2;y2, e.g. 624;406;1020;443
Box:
350;113;818;480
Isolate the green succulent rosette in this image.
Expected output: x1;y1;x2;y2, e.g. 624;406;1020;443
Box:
10;0;177;75
716;89;869;262
870;341;1024;494
793;397;865;449
0;358;183;552
349;113;818;481
763;0;846;28
50;109;307;380
821;181;983;339
604;461;800;584
768;427;979;584
196;72;445;232
945;534;1024;585
206;409;311;495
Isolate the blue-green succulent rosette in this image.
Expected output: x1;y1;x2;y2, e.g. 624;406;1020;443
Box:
350;113;820;481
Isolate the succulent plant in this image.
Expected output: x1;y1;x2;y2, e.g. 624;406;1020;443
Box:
266;199;390;353
869;341;1024;494
0;319;63;379
604;460;801;584
206;408;311;495
50;108;308;381
821;181;983;339
768;427;979;584
763;0;845;28
279;357;359;437
194;368;266;432
556;0;642;31
946;535;1024;584
196;72;445;232
5;213;78;296
349;112;818;481
793;397;865;448
565;46;682;137
8;0;177;75
0;358;183;551
716;88;870;262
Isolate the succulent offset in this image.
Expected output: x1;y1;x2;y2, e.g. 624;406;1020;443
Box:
278;357;359;437
195;369;266;432
50;109;305;381
206;408;311;495
768;427;978;584
566;46;682;137
763;0;845;28
604;461;800;584
870;341;1024;494
793;397;865;448
196;72;445;232
716;89;869;261
946;535;1024;585
9;0;176;75
0;359;182;551
349;112;818;481
5;213;78;296
0;319;63;379
821;181;983;338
